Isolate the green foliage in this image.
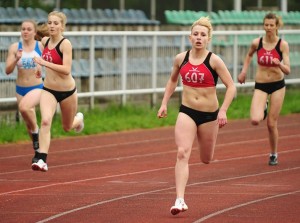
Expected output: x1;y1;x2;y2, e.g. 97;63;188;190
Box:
227;93;252;119
0;89;299;144
281;89;300;114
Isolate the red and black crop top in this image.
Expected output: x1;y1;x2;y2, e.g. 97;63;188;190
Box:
42;37;65;65
179;50;218;87
257;37;282;67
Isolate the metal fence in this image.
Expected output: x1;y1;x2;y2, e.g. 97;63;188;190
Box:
1;29;300;108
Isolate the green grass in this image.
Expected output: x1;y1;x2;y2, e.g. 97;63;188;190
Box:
0;88;299;144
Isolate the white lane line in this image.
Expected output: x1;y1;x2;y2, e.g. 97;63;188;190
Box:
0;122;298;160
0;137;174;160
232;183;290;187
1;134;299;176
35;167;300;223
1;148;299;196
192;190;300;223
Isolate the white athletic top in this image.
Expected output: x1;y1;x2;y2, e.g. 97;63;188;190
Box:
16;41;42;69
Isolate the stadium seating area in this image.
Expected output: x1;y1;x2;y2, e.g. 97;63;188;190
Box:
1;7;299;32
1;7;299;27
71;56;173;78
164;10;300;26
0;7;159;26
0;7;47;24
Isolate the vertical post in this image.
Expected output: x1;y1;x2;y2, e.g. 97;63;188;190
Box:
87;0;92;10
120;0;125;10
150;0;156;20
121;35;127;106
257;0;262;8
14;0;19;8
207;0;212;12
56;0;61;10
151;35;158;107
179;0;184;10
234;0;242;11
281;0;287;13
233;34;238;82
89;35;95;109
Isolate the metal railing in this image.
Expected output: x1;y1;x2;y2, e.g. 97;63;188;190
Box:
1;30;300;108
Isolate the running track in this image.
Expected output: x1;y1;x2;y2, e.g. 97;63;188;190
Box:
0;114;299;223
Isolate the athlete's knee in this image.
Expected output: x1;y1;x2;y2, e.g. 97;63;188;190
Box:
18;103;31;114
62;124;72;132
267;120;277;131
177;147;190;160
251;118;260;126
41;117;52;129
202;159;211;164
201;156;213;164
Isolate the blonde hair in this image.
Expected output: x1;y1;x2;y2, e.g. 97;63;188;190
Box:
263;12;283;36
190;16;213;39
48;11;67;30
21;19;37;32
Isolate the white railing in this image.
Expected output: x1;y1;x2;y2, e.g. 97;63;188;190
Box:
1;30;300;107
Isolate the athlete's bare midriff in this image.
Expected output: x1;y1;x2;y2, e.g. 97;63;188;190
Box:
181;85;219;112
255;65;284;83
16;68;43;87
43;70;75;91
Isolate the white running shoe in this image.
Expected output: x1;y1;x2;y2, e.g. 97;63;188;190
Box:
170;198;188;215
74;112;84;133
32;159;48;172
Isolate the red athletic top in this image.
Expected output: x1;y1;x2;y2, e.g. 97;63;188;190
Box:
179;51;218;87
257;37;282;67
42;38;65;65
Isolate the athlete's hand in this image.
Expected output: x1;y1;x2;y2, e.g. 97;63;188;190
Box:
272;58;281;66
15;49;22;61
238;71;246;84
157;105;167;118
35;64;42;78
33;56;43;66
217;110;228;128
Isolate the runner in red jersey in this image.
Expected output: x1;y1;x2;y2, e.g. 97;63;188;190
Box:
238;12;290;166
157;16;236;216
32;11;84;172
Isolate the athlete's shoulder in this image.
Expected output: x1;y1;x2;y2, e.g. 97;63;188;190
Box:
251;37;260;47
173;51;189;69
60;38;72;50
41;36;50;46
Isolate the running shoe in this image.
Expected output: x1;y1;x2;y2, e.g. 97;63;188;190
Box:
74;112;84;133
32;159;48;172
263;100;269;120
32;132;39;151
269;155;278;166
170;199;188;215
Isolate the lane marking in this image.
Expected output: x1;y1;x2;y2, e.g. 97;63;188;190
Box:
0;135;299;176
232;183;290;187
0;122;298;160
192;190;300;223
0;152;299;196
34;167;300;223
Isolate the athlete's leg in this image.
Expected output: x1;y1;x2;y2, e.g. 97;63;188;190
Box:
267;87;285;154
17;89;42;135
174;112;197;199
250;89;268;125
59;91;81;132
196;120;219;164
38;90;57;154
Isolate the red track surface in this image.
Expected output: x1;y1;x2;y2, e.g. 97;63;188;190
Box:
0;114;299;223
